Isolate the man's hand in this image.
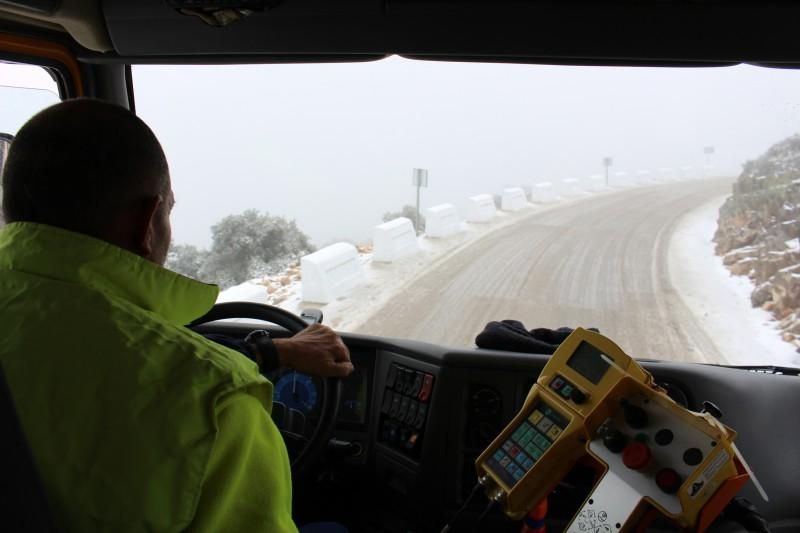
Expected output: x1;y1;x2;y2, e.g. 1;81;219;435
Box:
273;324;354;378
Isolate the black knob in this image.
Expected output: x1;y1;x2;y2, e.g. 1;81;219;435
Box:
622;400;648;429
702;401;723;419
683;447;704;466
654;429;674;446
603;430;627;453
570;388;588;404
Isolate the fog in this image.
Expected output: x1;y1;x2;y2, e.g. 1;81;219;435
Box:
5;57;800;249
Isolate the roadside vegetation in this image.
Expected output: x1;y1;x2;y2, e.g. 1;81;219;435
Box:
167;209;313;289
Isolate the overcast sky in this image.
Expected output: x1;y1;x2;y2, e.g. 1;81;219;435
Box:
4;58;800;248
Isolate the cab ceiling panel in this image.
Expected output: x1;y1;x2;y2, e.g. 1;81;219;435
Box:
102;0;800;65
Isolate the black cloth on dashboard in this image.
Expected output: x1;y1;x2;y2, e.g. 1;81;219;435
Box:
475;320;597;354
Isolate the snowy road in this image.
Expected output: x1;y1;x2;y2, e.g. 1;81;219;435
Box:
355;178;734;362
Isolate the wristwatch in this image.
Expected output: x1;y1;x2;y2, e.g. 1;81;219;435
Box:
244;329;281;373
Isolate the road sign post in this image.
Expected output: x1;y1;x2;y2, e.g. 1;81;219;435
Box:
603;157;613;187
412;168;429;234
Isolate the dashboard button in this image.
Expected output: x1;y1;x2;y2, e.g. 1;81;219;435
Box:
389;394;402;418
410;372;424;397
419;373;434;402
414;402;428;429
398;396;410;419
393;367;406;392
403;431;419;452
403;370;416;394
406;400;419;424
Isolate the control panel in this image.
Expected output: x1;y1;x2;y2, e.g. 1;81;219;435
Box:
475;329;751;532
379;363;435;457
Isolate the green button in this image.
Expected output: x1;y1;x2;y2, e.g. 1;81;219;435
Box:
512;427;525;440
528;446;543;460
534;435;551;450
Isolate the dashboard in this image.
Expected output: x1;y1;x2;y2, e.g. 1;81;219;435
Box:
194;323;800;533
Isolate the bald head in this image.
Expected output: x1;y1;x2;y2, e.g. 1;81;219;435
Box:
1;99;173;262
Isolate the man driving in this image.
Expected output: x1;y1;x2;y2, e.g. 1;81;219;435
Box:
0;98;352;532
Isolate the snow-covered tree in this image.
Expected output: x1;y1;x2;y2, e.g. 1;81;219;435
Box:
199;209;313;288
166;243;206;280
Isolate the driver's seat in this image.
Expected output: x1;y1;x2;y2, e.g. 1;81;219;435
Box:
0;366;58;532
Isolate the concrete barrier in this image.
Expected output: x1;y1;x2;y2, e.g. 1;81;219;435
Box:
561;178;583;197
613;171;633;187
637;170;655;184
588;174;606;192
464;194;497;223
373;217;420;262
301;242;365;304
501;187;527;211
530;182;557;203
658;167;675;181
426;203;461;237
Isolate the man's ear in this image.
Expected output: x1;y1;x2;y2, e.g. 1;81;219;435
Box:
133;194;163;260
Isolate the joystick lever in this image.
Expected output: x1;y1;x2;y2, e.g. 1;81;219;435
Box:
701;401;723;419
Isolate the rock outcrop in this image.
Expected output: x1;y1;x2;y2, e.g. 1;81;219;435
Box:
714;134;800;349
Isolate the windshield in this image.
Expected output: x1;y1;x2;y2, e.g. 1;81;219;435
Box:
133;58;800;368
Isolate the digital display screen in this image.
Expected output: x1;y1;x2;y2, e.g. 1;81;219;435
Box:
339;366;368;425
567;341;611;384
484;401;569;488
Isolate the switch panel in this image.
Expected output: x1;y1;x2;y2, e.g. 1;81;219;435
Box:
379;363;435;458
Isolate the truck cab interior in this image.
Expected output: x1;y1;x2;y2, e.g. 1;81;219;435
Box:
1;1;799;532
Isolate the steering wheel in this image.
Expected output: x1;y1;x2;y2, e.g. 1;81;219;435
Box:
189;302;342;477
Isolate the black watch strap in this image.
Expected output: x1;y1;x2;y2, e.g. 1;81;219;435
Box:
244;329;280;373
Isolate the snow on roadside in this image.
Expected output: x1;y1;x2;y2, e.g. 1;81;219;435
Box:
669;195;800;367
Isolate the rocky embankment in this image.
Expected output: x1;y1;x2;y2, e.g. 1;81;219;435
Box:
714;135;800;351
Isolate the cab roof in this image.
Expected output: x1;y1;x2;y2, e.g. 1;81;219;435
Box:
1;1;800;67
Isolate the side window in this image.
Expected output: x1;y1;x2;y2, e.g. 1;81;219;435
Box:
0;61;61;224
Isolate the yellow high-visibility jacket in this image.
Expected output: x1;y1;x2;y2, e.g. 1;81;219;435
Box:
0;222;297;532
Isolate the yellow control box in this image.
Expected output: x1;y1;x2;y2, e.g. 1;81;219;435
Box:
475;328;750;532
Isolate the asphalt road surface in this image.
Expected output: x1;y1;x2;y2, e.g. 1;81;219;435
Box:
355;178;734;363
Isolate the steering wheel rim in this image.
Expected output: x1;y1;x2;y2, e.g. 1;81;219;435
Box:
189;302;342;477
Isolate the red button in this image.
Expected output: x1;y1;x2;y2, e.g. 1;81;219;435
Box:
418;373;434;402
656;468;682;494
622;441;652;470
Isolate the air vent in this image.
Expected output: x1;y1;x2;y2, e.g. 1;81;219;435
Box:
465;385;503;450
